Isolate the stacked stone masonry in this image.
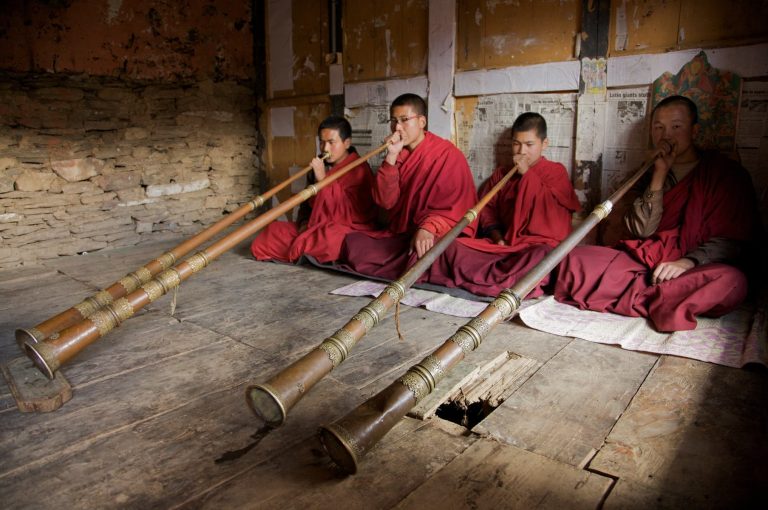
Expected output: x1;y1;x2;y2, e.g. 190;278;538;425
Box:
0;72;260;269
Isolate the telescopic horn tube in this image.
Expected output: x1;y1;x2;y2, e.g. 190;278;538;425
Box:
319;151;664;474
22;147;374;379
245;165;521;427
14;152;330;348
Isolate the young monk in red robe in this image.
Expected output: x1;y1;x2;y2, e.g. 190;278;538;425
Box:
338;93;478;280
554;95;762;331
426;112;581;297
250;116;375;263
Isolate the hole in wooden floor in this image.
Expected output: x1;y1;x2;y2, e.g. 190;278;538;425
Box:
433;351;535;430
435;398;497;429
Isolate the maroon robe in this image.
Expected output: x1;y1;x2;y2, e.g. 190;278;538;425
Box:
339;131;478;280
426;158;581;297
250;152;375;263
554;152;761;331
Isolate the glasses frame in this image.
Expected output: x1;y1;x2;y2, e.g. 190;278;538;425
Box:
388;114;421;127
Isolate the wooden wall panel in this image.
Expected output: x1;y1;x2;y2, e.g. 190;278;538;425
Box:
679;1;768;48
273;0;330;98
608;0;768;56
343;0;428;83
457;0;485;70
456;0;580;71
607;0;680;56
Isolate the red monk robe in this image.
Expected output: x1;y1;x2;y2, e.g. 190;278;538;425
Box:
554;152;761;331
426;157;581;297
339;131;478;280
250;151;375;263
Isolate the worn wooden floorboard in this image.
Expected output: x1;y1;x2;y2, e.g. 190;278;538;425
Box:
394;438;613;509
475;340;658;467
1;240;765;509
170;260;365;352
59;311;275;387
589;356;768;508
0;331;266;478
499;318;574;362
182;417;476;510
601;479;697;509
0;374;371;510
40;238;182;289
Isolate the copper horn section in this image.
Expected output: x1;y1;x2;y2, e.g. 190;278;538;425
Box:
245;164;521;428
318;312;497;474
318;153;664;473
246;348;336;426
13;153;330;349
21;144;389;379
318;381;418;475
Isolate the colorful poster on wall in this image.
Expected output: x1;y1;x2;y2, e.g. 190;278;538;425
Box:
652;51;742;152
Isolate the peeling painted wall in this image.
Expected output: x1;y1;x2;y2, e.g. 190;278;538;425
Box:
0;0;253;81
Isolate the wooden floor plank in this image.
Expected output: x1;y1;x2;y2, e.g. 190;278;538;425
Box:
1;241;765;509
393;438;613;509
475;340;657;467
181;418;476;510
495;318;573;363
58;311;275;387
601;479;699;509
170;260;365;352
0;376;371;510
40;238;182;289
0;333;267;477
589;356;768;507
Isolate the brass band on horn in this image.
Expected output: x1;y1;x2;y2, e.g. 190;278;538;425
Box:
245;165;522;427
318;150;666;474
14;152;330;348
21;148;371;380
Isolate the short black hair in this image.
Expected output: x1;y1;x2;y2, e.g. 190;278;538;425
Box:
512;112;547;140
391;93;427;117
652;95;699;125
318;115;352;140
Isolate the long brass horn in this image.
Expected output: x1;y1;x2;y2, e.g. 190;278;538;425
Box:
245;165;521;427
15;152;329;348
23;146;383;379
319;152;664;474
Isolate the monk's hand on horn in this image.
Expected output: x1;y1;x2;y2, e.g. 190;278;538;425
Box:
385;132;404;166
410;228;435;259
311;156;327;180
649;139;677;191
512;154;531;175
651;257;695;284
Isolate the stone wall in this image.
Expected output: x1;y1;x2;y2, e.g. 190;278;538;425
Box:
0;72;260;268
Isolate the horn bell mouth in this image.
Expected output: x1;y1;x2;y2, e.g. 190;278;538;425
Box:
318;424;359;475
23;341;57;380
15;328;42;348
246;384;287;427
